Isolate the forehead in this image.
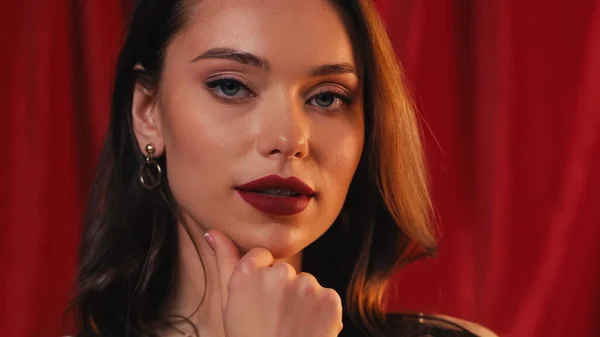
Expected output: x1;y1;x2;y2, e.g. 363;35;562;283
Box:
167;0;356;69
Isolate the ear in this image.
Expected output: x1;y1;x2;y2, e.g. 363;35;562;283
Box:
131;65;165;157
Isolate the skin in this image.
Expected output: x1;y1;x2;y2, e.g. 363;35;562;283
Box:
131;0;364;336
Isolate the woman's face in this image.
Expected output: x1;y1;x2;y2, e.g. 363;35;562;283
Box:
133;0;364;259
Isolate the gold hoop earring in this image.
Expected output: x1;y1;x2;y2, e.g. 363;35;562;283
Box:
139;144;162;190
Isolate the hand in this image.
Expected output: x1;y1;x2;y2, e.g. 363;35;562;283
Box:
205;229;343;337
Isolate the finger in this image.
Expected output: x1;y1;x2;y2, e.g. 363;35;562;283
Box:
236;247;274;274
320;288;344;332
262;261;297;292
295;272;320;295
320;287;343;316
205;229;241;307
224;247;274;310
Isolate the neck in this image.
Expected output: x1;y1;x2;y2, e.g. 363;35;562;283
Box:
160;221;302;337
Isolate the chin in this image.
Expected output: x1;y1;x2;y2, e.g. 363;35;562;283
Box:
262;241;306;260
237;227;314;260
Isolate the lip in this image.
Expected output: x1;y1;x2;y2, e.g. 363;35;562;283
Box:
236;175;315;196
235;175;315;216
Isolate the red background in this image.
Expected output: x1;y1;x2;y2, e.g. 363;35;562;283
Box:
2;1;599;336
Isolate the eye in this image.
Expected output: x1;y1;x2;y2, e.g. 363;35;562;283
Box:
205;77;254;100
307;90;353;110
314;93;336;107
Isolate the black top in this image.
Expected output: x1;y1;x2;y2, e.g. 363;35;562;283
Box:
61;314;482;337
384;313;480;337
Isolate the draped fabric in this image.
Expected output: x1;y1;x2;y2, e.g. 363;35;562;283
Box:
2;1;599;336
380;1;600;336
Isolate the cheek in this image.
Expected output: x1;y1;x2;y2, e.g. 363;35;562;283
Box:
314;115;365;194
158;77;252;178
158;95;253;222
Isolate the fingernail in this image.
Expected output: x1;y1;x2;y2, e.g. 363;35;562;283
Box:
204;232;215;251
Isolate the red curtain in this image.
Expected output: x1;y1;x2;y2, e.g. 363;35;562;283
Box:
3;1;599;336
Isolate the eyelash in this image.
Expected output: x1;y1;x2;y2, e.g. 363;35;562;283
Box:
204;76;354;110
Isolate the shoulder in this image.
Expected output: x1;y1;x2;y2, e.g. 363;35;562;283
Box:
433;314;498;337
384;313;498;337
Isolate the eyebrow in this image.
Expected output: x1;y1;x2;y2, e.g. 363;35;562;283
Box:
308;63;359;79
191;48;270;71
191;47;358;78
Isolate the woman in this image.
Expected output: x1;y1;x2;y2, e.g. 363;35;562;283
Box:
68;0;496;336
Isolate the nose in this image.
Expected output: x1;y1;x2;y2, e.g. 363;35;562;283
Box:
256;94;309;160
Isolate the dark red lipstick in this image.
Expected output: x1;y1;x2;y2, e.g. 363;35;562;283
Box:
235;175;315;216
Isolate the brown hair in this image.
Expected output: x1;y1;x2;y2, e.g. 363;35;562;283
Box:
68;1;437;336
306;1;437;334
